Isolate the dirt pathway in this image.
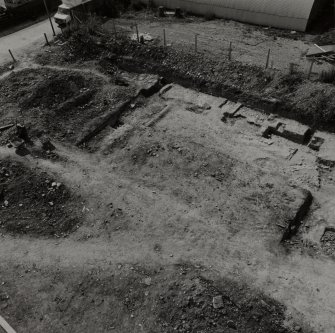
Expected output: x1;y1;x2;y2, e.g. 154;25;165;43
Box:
0;19;61;66
0;134;334;331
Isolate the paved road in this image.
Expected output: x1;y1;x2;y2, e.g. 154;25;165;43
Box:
0;18;60;66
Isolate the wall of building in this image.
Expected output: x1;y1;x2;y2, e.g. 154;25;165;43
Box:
145;0;322;31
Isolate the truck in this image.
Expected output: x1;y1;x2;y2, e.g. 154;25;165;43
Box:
54;0;116;28
54;0;91;28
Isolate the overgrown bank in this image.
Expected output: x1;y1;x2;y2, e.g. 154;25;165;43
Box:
36;21;335;132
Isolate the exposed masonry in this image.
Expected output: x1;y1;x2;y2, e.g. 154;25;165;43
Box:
222;102;323;150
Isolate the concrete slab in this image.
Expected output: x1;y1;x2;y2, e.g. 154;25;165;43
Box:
135;74;161;97
235;107;266;126
160;84;226;110
275;122;312;144
222;102;243;118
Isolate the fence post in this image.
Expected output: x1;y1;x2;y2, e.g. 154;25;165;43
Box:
8;49;16;63
308;60;315;79
195;34;198;53
265;48;270;69
44;33;50;46
163;29;166;47
228;42;232;61
113;20;117;39
135;24;140;43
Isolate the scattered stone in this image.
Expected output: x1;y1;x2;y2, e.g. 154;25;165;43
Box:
212;295;223;309
16;123;29;142
143;277;152;286
227;320;237;329
3;200;8;207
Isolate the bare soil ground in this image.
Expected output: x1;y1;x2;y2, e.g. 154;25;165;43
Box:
0;158;82;236
111;14;324;73
1;17;335;333
33;23;335;132
0;263;297;333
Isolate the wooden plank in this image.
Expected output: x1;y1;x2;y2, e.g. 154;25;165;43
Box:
0;315;16;333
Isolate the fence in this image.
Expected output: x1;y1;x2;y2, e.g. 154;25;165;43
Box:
3;17;332;81
109;19;332;78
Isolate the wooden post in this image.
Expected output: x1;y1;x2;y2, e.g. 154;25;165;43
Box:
265;48;270;69
195;34;198;53
163;29;166;47
8;49;16;63
113;20;117;38
228;42;232;60
135;24;140;43
44;33;50;46
308;60;315;79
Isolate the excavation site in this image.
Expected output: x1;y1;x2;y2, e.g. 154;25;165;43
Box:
1;1;335;332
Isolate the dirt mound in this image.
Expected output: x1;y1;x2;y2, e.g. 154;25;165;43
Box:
157;267;297;333
0;68;112;143
20;72;91;109
0;158;82;236
0;264;306;333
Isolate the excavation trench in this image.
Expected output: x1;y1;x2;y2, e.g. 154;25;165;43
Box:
116;56;322;131
76;78;163;146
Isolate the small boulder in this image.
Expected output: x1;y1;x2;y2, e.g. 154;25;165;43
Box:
212;295;223;309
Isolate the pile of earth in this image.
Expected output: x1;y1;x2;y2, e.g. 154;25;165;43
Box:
20;71;93;110
0;158;82;236
156;267;302;333
0;68;110;143
0;264;307;332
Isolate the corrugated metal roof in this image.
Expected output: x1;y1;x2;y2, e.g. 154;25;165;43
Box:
147;0;318;31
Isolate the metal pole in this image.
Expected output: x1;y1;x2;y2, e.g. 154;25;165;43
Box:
8;49;16;63
265;48;270;69
42;0;56;36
